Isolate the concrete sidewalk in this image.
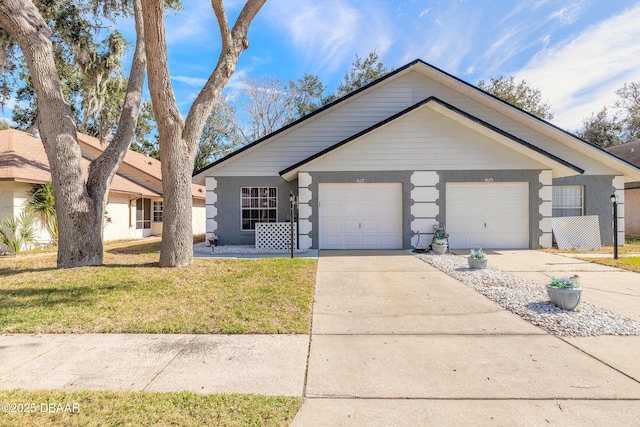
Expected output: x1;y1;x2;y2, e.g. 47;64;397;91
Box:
292;249;640;426
2;249;640;425
0;334;308;396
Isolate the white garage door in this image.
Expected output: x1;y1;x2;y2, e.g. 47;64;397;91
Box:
446;182;529;249
319;183;402;249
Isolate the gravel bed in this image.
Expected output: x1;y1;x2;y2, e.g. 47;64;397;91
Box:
414;253;640;337
193;243;311;255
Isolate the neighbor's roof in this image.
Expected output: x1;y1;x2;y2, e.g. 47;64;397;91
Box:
607;141;640;188
0;129;205;199
78;132;205;199
606;141;640;167
0;128;51;184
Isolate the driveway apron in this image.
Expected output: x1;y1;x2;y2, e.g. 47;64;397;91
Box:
292;250;640;426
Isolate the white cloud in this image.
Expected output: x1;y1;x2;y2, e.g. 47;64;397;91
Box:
548;3;586;25
164;2;216;45
515;3;640;130
172;76;207;87
264;0;395;73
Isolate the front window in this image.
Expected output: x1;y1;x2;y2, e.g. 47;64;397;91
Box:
241;187;277;230
153;201;163;223
552;186;584;217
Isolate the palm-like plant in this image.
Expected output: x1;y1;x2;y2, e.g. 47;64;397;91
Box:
0;212;37;255
27;182;58;245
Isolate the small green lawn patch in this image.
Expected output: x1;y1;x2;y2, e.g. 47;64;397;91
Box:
0;242;316;334
542;238;640;255
578;256;640;273
0;390;301;427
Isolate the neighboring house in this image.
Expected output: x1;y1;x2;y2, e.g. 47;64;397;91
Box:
0;129;206;247
193;60;640;250
606;141;640;238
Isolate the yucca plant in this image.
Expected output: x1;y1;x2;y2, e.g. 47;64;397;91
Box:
0;212;37;255
27;182;58;245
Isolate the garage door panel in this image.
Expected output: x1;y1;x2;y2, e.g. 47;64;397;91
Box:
343;204;360;216
446;182;528;249
447;200;468;213
376;220;397;233
360;219;378;232
447;186;468;198
360;201;381;212
466;217;485;228
323;218;344;233
319;183;402;249
378;234;401;247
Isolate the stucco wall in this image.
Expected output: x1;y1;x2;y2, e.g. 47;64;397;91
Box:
0;181;14;252
192;199;206;235
213;176;297;246
103;194;137;241
0;182;53;250
214;169;552;249
552;175;618;246
0;181;13;222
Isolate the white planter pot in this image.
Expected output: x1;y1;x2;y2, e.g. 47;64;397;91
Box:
432;244;447;255
468;257;487;269
546;285;582;311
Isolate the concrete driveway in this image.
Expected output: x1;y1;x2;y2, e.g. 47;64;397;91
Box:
486;249;640;323
292;250;640;426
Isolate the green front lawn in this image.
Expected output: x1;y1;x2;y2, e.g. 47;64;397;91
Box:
0;240;317;334
578;256;640;273
543;238;640;255
0;390;301;427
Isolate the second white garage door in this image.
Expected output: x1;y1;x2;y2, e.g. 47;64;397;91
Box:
319;183;402;249
446;182;529;249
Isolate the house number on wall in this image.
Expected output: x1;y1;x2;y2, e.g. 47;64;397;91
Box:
485;178;494;182
356;179;366;183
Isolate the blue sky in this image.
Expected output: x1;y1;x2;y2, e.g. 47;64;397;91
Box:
153;0;640;133
5;1;640;134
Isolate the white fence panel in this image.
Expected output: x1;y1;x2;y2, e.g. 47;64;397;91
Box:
551;215;601;250
255;222;297;250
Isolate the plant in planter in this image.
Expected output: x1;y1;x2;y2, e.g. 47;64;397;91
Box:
207;233;219;251
468;248;487;269
546;275;582;311
431;237;448;255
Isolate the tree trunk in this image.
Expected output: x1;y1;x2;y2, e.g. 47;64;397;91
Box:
0;0;146;267
142;0;265;267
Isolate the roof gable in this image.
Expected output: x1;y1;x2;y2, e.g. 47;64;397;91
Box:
280;97;583;181
193;59;640;183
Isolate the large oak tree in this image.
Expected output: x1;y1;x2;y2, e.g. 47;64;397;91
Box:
141;0;265;267
0;0;147;267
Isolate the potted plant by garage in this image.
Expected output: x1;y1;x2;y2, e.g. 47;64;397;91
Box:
546;275;582;311
468;249;487;269
207;233;219;251
431;237;448;255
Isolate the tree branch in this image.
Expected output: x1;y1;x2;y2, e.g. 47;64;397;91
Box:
87;0;147;199
183;0;265;148
141;0;183;137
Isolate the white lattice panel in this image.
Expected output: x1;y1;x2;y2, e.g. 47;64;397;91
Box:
551;215;601;250
255;222;297;249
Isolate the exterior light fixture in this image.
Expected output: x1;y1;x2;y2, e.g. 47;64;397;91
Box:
289;192;296;259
